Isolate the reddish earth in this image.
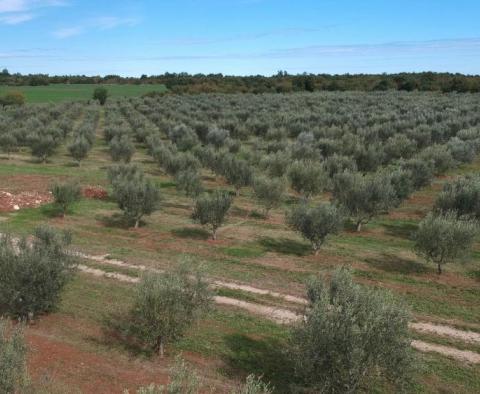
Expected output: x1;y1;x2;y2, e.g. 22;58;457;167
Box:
83;186;108;200
26;316;171;393
0;190;52;212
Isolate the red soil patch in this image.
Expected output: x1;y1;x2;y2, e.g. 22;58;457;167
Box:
0;190;52;212
83;186;108;200
26;319;170;393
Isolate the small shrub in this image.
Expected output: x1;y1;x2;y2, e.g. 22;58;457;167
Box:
51;181;82;217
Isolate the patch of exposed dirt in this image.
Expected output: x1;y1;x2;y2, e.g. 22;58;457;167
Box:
27;328;170;393
0;190;52;212
83;186;108;200
411;340;480;364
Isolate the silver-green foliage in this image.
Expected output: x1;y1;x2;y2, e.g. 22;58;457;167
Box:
288;160;327;199
0;226;76;319
51;181;82;217
414;211;478;274
0;320;27;394
252;176;285;216
333;171;396;231
108;164;160;228
125;264;212;357
290;268;415;393
287;203;343;254
192;190;232;240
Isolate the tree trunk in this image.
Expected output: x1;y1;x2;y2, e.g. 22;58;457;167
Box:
157;337;165;358
212;228;217;240
134;219;140;229
437;263;442;275
236;188;240;197
356;221;362;232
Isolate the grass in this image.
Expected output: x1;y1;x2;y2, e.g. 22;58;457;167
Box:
1;102;480;392
0;83;167;103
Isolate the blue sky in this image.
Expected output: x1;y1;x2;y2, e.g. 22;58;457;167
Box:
1;0;480;76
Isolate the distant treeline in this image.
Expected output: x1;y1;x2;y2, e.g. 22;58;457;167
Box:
1;68;480;93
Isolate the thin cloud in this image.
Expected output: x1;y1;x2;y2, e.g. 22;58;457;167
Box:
0;0;67;25
53;16;139;39
0;12;33;23
154;26;337;46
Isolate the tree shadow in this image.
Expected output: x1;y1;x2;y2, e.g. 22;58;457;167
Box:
39;203;63;218
258;237;311;256
230;206;250;218
97;213;135;229
382;221;418;239
365;253;429;275
222;334;296;393
171;226;210;240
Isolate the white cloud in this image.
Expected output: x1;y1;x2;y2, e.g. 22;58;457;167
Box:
53;15;139;39
53;25;82;38
0;0;66;25
0;12;32;23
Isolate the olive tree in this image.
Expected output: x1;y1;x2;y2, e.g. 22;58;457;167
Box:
0;226;77;319
290;268;415;393
220;155;253;196
333;172;396;231
192;190;232;240
434;175;480;219
175;169;203;198
288;160;327;200
287;203;343;254
108;164;160;228
124;264;212;357
0;320;27;393
109;134;135;163
252;176;285;217
93;87;108;105
0;133;17;159
68;136;91;165
51;181;82;217
414;211;477;274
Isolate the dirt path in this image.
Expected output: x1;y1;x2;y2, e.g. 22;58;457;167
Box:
410;322;480;344
411;340;480;364
75;252;308;305
76;264;480;363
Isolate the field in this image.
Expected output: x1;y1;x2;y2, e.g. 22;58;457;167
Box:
0;83;167;103
0;91;480;393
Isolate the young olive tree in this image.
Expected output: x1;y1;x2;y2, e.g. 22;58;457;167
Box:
252;176;285;217
414;212;477;274
192;190;232;240
287;203;343;255
0;226;77;319
0;133;17;159
68;136;91;165
220;155;253;196
109;134;135;163
333;171;396;231
434;175;480;219
290;268;415;393
288;161;327;200
0;320;27;393
108;164;160;228
51;181;82;217
125;264;212;357
175;169;203;199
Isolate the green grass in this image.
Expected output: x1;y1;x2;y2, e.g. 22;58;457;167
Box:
0;83;167;103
